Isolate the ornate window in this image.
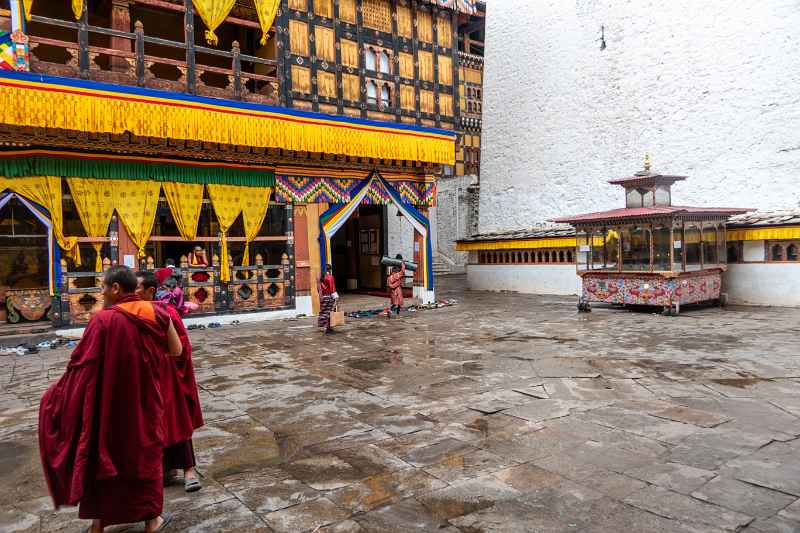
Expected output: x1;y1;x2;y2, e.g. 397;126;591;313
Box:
771;243;784;261
685;225;702;271
788;244;798;261
380;84;391;108
362;0;392;33
379;51;391;74
365;48;377;71
366;81;378;104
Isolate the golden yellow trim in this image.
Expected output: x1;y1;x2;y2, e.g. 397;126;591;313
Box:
727;226;800;241
456;237;576;251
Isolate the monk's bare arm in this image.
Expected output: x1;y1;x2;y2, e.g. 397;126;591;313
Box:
166;320;183;357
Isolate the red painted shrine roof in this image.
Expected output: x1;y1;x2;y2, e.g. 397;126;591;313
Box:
553;206;751;224
607;172;687;186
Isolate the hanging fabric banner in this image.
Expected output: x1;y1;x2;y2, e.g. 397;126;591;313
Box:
72;0;83;19
0;72;456;165
23;0;32;21
67;178;115;271
112;180;160;258
319;172;434;291
241;187;272;267
254;0;280;45
207;184;244;282
162;182;204;241
191;0;236;45
0;176;80;265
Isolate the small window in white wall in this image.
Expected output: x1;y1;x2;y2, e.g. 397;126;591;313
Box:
626;188;642;208
380;84;391;107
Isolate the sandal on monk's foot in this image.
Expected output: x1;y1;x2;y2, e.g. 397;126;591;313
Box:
184;478;202;492
150;511;174;532
163;473;180;487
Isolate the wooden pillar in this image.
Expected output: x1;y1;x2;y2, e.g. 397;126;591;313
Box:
294;204;311;296
110;0;132;72
413;226;423;289
116;217;139;268
306;203;324;314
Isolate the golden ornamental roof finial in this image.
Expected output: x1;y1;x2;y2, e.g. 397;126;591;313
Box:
644;153;652;171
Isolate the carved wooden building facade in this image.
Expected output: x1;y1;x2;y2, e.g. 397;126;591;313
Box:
0;0;479;328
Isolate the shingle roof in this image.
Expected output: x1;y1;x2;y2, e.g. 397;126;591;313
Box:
459;224;575;242
728;209;800;227
552;206;750;224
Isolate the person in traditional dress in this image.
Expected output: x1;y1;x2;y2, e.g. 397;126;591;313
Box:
154;267;197;317
187;246;210;282
39;266;183;533
317;264;338;333
386;258;406;317
137;271;204;493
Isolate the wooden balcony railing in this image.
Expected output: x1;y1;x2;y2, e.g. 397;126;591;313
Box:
27;14;279;105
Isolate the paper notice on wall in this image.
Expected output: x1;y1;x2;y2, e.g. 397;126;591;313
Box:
414;242;420;252
674;240;682;249
579;245;590;252
123;255;135;268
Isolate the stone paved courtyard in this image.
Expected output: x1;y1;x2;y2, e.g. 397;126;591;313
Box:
3;277;800;532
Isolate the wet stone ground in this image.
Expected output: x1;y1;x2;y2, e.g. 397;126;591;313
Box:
3;276;800;532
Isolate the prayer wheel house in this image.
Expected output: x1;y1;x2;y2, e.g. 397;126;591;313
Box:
0;0;485;331
553;157;750;316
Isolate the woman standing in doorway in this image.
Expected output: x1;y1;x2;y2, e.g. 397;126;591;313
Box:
317;264;338;333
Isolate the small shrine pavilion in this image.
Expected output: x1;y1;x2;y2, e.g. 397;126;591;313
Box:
553;156;750;315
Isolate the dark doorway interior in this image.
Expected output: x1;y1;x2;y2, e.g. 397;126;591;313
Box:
330;204;385;292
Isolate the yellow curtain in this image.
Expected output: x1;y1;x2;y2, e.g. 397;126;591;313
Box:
418;51;433;81
291;65;311;94
22;0;32;21
67;177;116;271
162;182;204;241
400;85;415;110
241;187;272;267
340;40;359;67
314;26;335;62
437;15;452;48
254;0;280;45
207;184;243;282
438;55;453;85
113;180;160;258
0;176;81;265
342;74;360;101
289;20;309;56
397;5;412;37
417;12;433;42
399;52;414;79
318;71;336;98
338;0;356;23
192;0;236;45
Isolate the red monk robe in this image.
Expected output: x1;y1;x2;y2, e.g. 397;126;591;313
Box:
39;294;171;525
158;303;203;446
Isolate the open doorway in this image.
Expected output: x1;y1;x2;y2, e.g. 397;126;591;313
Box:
330;204;386;293
0;197;53;325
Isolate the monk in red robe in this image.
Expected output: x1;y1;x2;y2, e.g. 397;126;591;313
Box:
136;271;204;493
39;266;183;533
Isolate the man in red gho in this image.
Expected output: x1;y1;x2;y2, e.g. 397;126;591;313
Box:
38;266;183;533
136;270;204;493
387;260;406;317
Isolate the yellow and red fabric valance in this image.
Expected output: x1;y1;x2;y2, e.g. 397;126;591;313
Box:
0;71;456;165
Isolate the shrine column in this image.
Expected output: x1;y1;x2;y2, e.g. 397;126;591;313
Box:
110;0;132;72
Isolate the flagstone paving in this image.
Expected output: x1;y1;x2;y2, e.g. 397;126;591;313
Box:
3;276;800;532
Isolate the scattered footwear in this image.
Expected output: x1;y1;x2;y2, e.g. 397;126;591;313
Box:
151;511;174;532
208;322;222;328
184;477;202;492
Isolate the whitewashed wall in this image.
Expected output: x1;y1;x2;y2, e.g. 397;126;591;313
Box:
466;264;579;295
479;0;800;233
725;263;800;307
386;210;415;264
